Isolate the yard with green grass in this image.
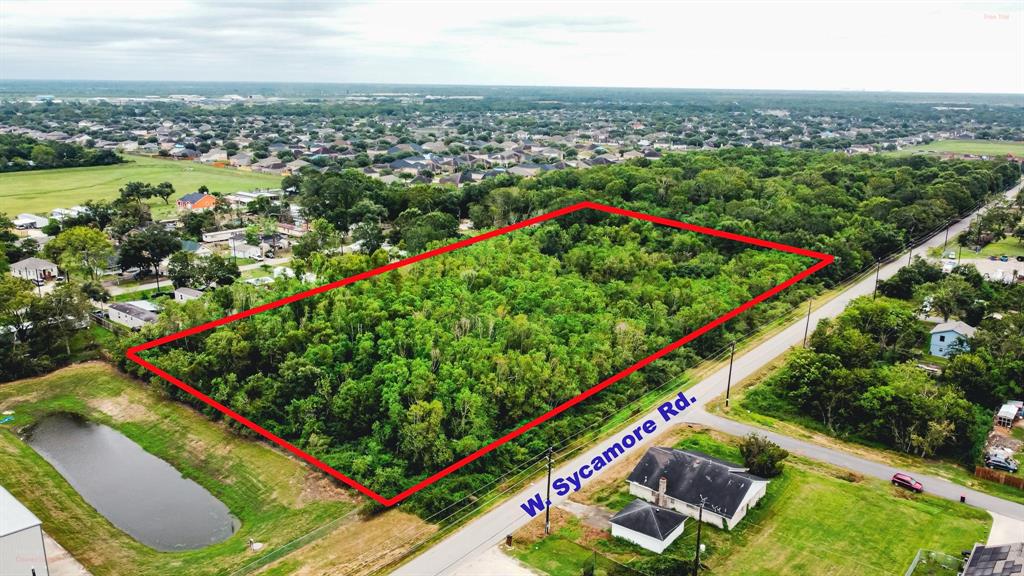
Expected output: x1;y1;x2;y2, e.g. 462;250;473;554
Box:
978;236;1024;258
0;155;280;220
510;429;990;576
0;362;357;576
894;139;1024;157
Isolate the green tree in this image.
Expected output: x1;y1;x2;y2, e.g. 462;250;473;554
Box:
43;226;114;281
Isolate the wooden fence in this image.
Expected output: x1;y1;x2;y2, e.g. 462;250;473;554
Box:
975;466;1024;490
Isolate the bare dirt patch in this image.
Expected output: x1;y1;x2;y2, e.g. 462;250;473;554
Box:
297;470;355;506
87;394;156;423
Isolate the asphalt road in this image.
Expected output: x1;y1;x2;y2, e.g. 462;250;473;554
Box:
392;181;1023;576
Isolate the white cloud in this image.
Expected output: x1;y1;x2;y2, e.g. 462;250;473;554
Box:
0;0;1021;93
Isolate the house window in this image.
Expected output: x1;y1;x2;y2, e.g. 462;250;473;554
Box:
939;335;946;342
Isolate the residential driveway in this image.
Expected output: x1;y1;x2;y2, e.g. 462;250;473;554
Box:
988;512;1024;546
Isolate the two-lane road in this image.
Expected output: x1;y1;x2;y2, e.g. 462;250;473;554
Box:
393;181;1022;576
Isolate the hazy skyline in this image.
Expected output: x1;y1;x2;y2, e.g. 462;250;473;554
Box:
2;1;1022;94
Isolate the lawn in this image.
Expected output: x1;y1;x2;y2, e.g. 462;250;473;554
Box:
0;155;281;220
511;429;990;576
978;236;1024;258
0;362;357;576
894;139;1024;157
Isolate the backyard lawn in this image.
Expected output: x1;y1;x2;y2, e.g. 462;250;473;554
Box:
0;155;280;220
0;362;359;576
978;236;1024;258
510;429;990;576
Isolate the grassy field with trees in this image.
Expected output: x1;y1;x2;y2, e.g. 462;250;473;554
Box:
0;154;279;219
895;139;1024;157
509;429;989;576
0;363;359;576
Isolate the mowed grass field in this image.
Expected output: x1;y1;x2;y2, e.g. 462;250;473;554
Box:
894;139;1024;157
511;429;990;576
0;155;281;220
0;363;358;576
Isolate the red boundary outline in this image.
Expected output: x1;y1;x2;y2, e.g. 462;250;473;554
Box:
126;201;833;506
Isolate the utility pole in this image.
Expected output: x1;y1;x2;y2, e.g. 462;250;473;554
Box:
803;299;812;347
943;221;951;249
544;446;553;536
725;341;736;407
957;244;963;266
873;261;881;299
907;242;913;265
692;501;705;576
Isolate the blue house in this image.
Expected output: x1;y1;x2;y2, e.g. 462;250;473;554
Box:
929;321;975;358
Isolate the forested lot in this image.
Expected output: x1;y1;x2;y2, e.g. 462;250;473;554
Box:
746;259;1024;465
115;149;1020;515
0;133;123;172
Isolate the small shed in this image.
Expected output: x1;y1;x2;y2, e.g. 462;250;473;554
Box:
0;486;49;576
610;499;687;554
997;403;1020;428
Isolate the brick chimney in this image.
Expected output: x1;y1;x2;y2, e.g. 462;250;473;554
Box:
656;476;668;507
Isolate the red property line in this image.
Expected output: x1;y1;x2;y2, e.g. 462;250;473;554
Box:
126;201;834;506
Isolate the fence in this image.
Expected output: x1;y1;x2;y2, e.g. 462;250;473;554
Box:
904;549;963;576
975;465;1024;491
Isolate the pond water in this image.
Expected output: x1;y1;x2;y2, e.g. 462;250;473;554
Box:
25;413;238;551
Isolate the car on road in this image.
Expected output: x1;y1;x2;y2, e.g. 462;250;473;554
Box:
891;473;923;493
944;251;956;259
1000;255;1009;262
985;456;1019;473
990;255;998;261
1017;256;1024;262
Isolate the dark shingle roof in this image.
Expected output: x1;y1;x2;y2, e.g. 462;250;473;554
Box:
627;448;766;519
965;543;1024;576
610;499;686;541
179;192;208;204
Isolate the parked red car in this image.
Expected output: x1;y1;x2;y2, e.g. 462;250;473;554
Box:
891;473;923;493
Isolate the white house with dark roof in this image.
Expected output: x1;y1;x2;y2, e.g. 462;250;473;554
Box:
0;485;49;576
930;320;976;358
610;498;687;554
626;447;768;530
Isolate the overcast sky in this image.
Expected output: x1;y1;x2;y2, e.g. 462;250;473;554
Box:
1;1;1021;94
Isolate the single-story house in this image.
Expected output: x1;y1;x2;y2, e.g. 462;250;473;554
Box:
230;242;265;259
176;192;217;212
11;257;58;281
627;447;769;530
962;541;1024;575
174;287;203;302
107;302;159;330
0;486;49;576
610;498;687;554
12;213;49;230
929;320;975;358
